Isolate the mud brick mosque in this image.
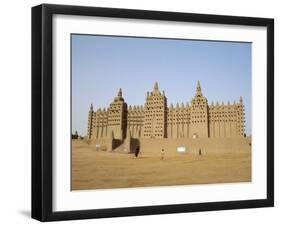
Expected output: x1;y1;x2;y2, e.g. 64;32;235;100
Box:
87;81;248;153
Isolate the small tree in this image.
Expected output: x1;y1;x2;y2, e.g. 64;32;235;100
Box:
72;130;79;139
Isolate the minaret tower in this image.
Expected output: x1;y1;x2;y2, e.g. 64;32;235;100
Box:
237;96;245;136
190;81;209;138
87;103;94;139
107;88;128;140
143;81;167;138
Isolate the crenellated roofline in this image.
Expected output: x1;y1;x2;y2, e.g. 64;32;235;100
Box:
88;81;244;112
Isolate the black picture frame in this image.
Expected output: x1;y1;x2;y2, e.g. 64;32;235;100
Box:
32;3;274;222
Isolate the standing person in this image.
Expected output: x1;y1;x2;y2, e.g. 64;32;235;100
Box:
134;146;140;158
199;148;202;156
161;148;165;160
138;148;143;158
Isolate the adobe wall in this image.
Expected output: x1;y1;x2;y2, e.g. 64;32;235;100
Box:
137;137;251;155
86;136;251;155
88;82;246;141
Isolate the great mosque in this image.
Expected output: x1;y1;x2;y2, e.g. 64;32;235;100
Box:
87;81;245;141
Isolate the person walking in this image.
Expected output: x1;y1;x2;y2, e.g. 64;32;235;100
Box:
134;146;140;158
161;148;165;160
138;148;143;158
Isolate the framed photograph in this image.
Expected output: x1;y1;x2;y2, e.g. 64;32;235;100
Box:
32;4;274;221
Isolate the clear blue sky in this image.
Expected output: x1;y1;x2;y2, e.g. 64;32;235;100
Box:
72;34;251;136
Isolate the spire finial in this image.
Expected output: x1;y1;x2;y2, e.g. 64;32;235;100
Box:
154;81;159;91
240;96;243;103
196;81;202;96
90;103;93;111
118;88;122;97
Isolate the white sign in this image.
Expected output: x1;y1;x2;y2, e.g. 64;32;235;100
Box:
177;146;187;153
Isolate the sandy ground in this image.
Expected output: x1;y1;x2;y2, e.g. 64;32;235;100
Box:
71;141;251;190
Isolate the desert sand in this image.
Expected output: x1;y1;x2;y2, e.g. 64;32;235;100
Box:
71;140;251;190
